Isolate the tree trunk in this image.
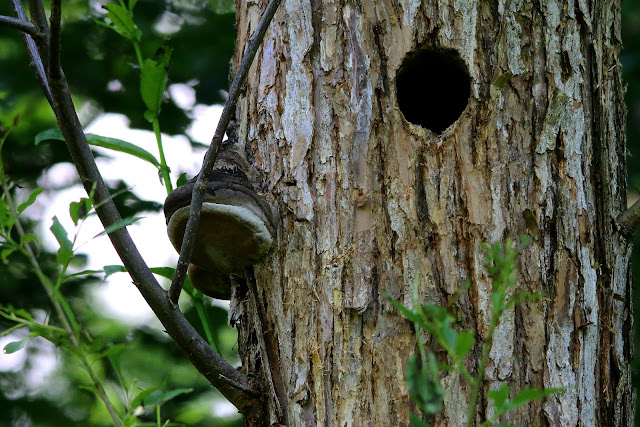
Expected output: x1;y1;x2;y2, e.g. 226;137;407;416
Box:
230;0;634;425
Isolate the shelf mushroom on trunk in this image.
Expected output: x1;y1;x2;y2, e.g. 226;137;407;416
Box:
163;144;276;299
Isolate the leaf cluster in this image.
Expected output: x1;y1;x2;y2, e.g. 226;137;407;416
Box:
391;238;563;427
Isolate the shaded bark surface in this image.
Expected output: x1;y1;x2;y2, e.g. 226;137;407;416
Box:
231;0;634;425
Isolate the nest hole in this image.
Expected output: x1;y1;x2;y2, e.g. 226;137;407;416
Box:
395;47;471;133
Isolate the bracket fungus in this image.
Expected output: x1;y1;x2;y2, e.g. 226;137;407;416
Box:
164;146;276;299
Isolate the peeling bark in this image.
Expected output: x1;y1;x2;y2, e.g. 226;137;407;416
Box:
231;0;634;425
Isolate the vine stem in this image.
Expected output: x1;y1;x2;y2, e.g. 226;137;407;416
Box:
168;0;283;303
194;301;220;352
466;311;500;427
153;118;172;193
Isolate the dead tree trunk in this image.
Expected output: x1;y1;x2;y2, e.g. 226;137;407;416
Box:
230;0;634;425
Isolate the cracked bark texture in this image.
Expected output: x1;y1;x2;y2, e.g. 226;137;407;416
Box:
230;0;634;425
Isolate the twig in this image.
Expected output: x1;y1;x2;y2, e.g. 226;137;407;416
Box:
11;0;53;106
0;15;40;37
29;0;50;36
48;0;61;80
11;0;264;417
617;199;640;237
168;0;283;303
29;0;50;35
29;0;51;69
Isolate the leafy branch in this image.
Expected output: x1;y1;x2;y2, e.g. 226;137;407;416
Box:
1;0;283;421
101;0;173;193
0;121;123;426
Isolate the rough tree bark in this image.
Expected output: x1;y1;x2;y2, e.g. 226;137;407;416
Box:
230;0;634;425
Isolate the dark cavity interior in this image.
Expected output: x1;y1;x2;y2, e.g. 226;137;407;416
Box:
395;47;471;133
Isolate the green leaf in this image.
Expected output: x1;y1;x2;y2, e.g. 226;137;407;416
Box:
0;198;15;231
132;387;159;409
436;363;454;372
509;387;564;409
104;265;127;279
488;383;510;412
50;216;74;265
4;307;33;321
454;329;475;359
123;414;138;427
150;267;200;300
16;187;43;216
94;217;141;238
176;173;188;187
95;343;126;359
29;321;69;346
18;233;40;257
182;277;203;301
35;129;160;168
84;134;160;166
64;269;104;280
69;197;92;225
409;414;430;427
438;321;457;354
78;384;97;394
19;233;39;249
387;297;422;325
141;58;168;121
489;386;564;420
4;336;30;353
56;248;75;269
143;388;192;407
508;291;543;308
491;71;513;89
1;247;15;264
148;267;175;279
103;4;141;41
406;353;444;417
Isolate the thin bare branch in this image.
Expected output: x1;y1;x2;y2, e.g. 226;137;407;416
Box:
11;0;53;106
168;0;283;303
48;0;61;80
0;15;40;37
617;199;640;237
12;0;264;417
29;0;51;67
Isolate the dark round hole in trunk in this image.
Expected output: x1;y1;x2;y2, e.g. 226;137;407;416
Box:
396;47;471;133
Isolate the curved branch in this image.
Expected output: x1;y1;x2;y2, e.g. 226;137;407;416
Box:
11;0;263;417
168;0;283;303
0;15;40;36
29;0;51;67
49;0;61;80
10;0;53;106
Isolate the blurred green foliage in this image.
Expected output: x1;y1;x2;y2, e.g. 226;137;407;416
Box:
0;0;241;425
0;0;236;183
